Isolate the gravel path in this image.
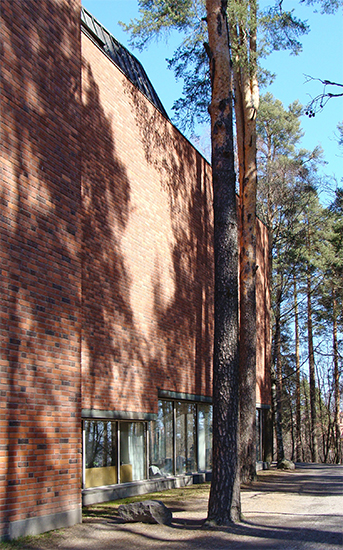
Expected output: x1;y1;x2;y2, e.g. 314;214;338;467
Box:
8;464;343;550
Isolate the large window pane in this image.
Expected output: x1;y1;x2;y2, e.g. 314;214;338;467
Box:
120;422;146;482
84;420;117;488
256;408;262;461
198;404;212;471
149;401;173;477
175;402;196;474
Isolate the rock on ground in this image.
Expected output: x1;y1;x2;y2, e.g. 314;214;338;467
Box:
117;500;172;525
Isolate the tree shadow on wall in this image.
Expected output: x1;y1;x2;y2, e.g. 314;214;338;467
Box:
81;63;156;412
1;0;82;537
125;83;214;400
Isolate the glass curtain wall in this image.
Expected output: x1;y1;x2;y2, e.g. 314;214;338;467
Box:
84;401;214;488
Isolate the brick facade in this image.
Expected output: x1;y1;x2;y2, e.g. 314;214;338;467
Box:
0;0;82;539
1;2;270;540
81;34;214;416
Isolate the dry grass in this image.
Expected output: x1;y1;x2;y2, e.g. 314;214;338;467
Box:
82;482;211;520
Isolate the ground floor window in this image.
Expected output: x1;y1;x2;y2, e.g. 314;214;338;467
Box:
149;400;213;478
83;402;268;488
120;422;146;482
256;408;262;461
83;401;269;488
198;403;212;471
83;420;146;488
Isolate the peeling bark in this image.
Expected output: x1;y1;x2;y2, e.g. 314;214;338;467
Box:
229;1;259;484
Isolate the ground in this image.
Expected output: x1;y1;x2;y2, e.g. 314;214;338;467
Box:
1;463;342;550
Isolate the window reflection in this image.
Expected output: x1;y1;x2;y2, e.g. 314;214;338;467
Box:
198;403;212;471
84;420;117;488
175;402;196;474
120;422;146;482
84;400;214;488
149;401;173;477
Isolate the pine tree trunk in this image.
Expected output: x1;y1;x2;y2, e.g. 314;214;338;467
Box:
294;276;302;462
303;377;311;462
274;268;284;464
307;273;318;463
230;1;259;484
205;0;241;525
333;291;341;464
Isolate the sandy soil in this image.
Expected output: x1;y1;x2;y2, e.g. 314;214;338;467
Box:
3;463;343;550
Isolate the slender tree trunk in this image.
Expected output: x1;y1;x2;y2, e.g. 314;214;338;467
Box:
333;290;341;464
303;377;311;462
206;0;241;525
316;369;326;462
307;272;318;462
274;268;284;464
263;225;273;464
290;392;295;462
294;275;302;462
230;0;259;484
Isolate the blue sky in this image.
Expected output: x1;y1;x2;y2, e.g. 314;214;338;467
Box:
82;0;342;201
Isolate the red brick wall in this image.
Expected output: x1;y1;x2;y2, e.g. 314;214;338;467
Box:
0;0;82;539
81;34;271;416
81;35;214;415
0;6;271;537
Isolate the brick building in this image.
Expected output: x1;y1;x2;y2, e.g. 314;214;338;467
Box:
0;0;271;540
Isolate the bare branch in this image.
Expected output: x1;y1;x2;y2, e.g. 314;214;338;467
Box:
304;75;343;117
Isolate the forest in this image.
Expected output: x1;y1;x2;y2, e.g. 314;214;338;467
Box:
257;94;342;464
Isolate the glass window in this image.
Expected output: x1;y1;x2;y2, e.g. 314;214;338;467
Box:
84;420;117;488
149;401;173;477
256;409;262;461
175;402;196;474
120;422;146;482
198;403;212;471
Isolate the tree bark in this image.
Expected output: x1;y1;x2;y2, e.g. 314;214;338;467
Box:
333;290;341;464
294;275;302;463
307;272;319;463
273;267;284;464
205;0;241;525
230;0;259;484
